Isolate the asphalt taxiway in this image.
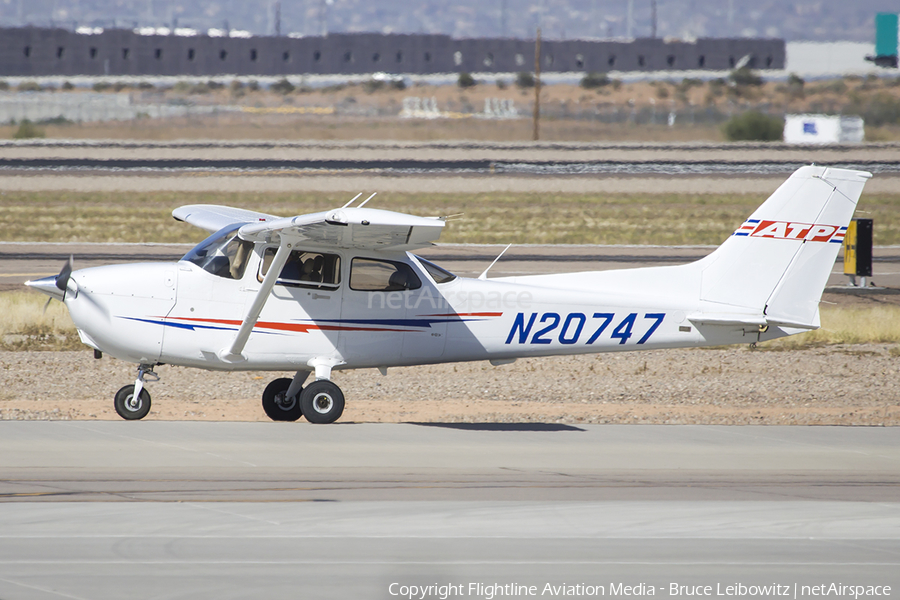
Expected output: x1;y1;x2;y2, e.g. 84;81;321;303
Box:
0;423;898;598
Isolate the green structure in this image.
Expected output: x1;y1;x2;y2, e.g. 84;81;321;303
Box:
868;13;898;68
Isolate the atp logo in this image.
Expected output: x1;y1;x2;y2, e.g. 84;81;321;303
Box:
734;219;846;244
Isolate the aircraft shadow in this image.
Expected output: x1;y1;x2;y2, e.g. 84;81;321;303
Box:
408;422;586;432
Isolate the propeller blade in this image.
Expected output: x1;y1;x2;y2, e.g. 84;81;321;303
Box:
55;255;73;292
42;296;53;314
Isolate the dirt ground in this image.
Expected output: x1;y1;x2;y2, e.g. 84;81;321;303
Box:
2;345;898;425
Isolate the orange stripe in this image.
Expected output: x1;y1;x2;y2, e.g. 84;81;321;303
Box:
165;316;412;334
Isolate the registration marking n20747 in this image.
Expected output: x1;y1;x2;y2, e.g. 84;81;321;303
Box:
505;312;665;345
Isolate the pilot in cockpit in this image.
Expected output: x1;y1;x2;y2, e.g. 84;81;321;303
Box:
280;253;303;281
309;255;324;282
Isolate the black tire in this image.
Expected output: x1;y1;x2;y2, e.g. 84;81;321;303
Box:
114;385;151;420
262;377;302;422
300;380;345;424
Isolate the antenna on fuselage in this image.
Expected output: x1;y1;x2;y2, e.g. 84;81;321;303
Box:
478;244;512;280
358;192;377;208
341;192;363;208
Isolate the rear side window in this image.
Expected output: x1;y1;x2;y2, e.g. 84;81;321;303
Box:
350;258;421;291
259;248;341;289
415;256;457;284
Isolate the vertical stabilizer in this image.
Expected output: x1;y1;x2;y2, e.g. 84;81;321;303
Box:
698;166;871;327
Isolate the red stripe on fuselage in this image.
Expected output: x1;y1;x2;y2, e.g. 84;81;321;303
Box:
417;312;503;317
162;316;411;333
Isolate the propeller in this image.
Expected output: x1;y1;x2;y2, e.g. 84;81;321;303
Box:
55;255;73;292
41;255;73;313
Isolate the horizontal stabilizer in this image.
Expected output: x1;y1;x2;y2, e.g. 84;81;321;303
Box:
688;313;819;330
687;313;767;327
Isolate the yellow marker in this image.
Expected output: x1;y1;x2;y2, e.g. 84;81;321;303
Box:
843;219;857;276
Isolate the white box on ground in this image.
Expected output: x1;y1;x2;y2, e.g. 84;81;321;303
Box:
784;114;865;144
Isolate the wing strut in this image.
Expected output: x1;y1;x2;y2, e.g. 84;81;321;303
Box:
217;241;293;363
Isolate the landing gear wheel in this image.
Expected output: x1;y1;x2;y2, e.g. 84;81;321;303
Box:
262;377;302;422
300;380;345;424
114;385;151;420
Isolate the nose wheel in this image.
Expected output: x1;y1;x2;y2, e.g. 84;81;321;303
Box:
114;385;151;420
114;364;157;420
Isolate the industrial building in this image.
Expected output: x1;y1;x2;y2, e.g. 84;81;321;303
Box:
0;27;784;77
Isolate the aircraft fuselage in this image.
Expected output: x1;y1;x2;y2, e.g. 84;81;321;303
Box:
63;243;788;374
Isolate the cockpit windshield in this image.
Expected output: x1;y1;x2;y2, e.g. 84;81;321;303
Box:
414;256;457;284
182;225;254;280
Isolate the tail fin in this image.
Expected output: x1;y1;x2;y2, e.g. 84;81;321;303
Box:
698;166;871;328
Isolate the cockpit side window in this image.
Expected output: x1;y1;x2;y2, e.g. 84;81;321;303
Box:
350;258;422;291
414;256;457;284
259;248;341;289
182;225;253;280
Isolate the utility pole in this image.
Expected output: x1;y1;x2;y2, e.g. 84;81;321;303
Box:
651;0;657;38
727;0;734;34
319;0;329;37
500;0;507;37
626;0;633;38
533;27;541;142
274;0;281;36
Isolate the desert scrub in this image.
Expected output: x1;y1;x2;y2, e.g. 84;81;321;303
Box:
0;292;82;351
722;111;784;141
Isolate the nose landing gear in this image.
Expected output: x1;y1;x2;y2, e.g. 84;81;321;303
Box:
114;364;158;420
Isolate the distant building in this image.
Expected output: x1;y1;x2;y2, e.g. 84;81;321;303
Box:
0;27;784;77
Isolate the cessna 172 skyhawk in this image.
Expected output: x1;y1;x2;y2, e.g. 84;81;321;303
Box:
27;166;870;423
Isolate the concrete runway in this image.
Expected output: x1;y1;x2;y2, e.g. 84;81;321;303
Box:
0;423;898;598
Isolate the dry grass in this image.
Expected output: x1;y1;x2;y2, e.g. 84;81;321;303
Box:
4;190;900;245
760;306;900;349
3;291;899;352
0;292;81;351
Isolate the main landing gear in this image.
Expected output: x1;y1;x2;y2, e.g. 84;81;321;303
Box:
261;370;345;424
114;364;157;420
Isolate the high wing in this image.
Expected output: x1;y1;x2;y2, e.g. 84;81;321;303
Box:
171;203;446;363
172;205;279;232
236;207;445;251
172;205;445;251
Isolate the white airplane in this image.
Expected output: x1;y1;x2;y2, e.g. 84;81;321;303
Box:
26;166;870;423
